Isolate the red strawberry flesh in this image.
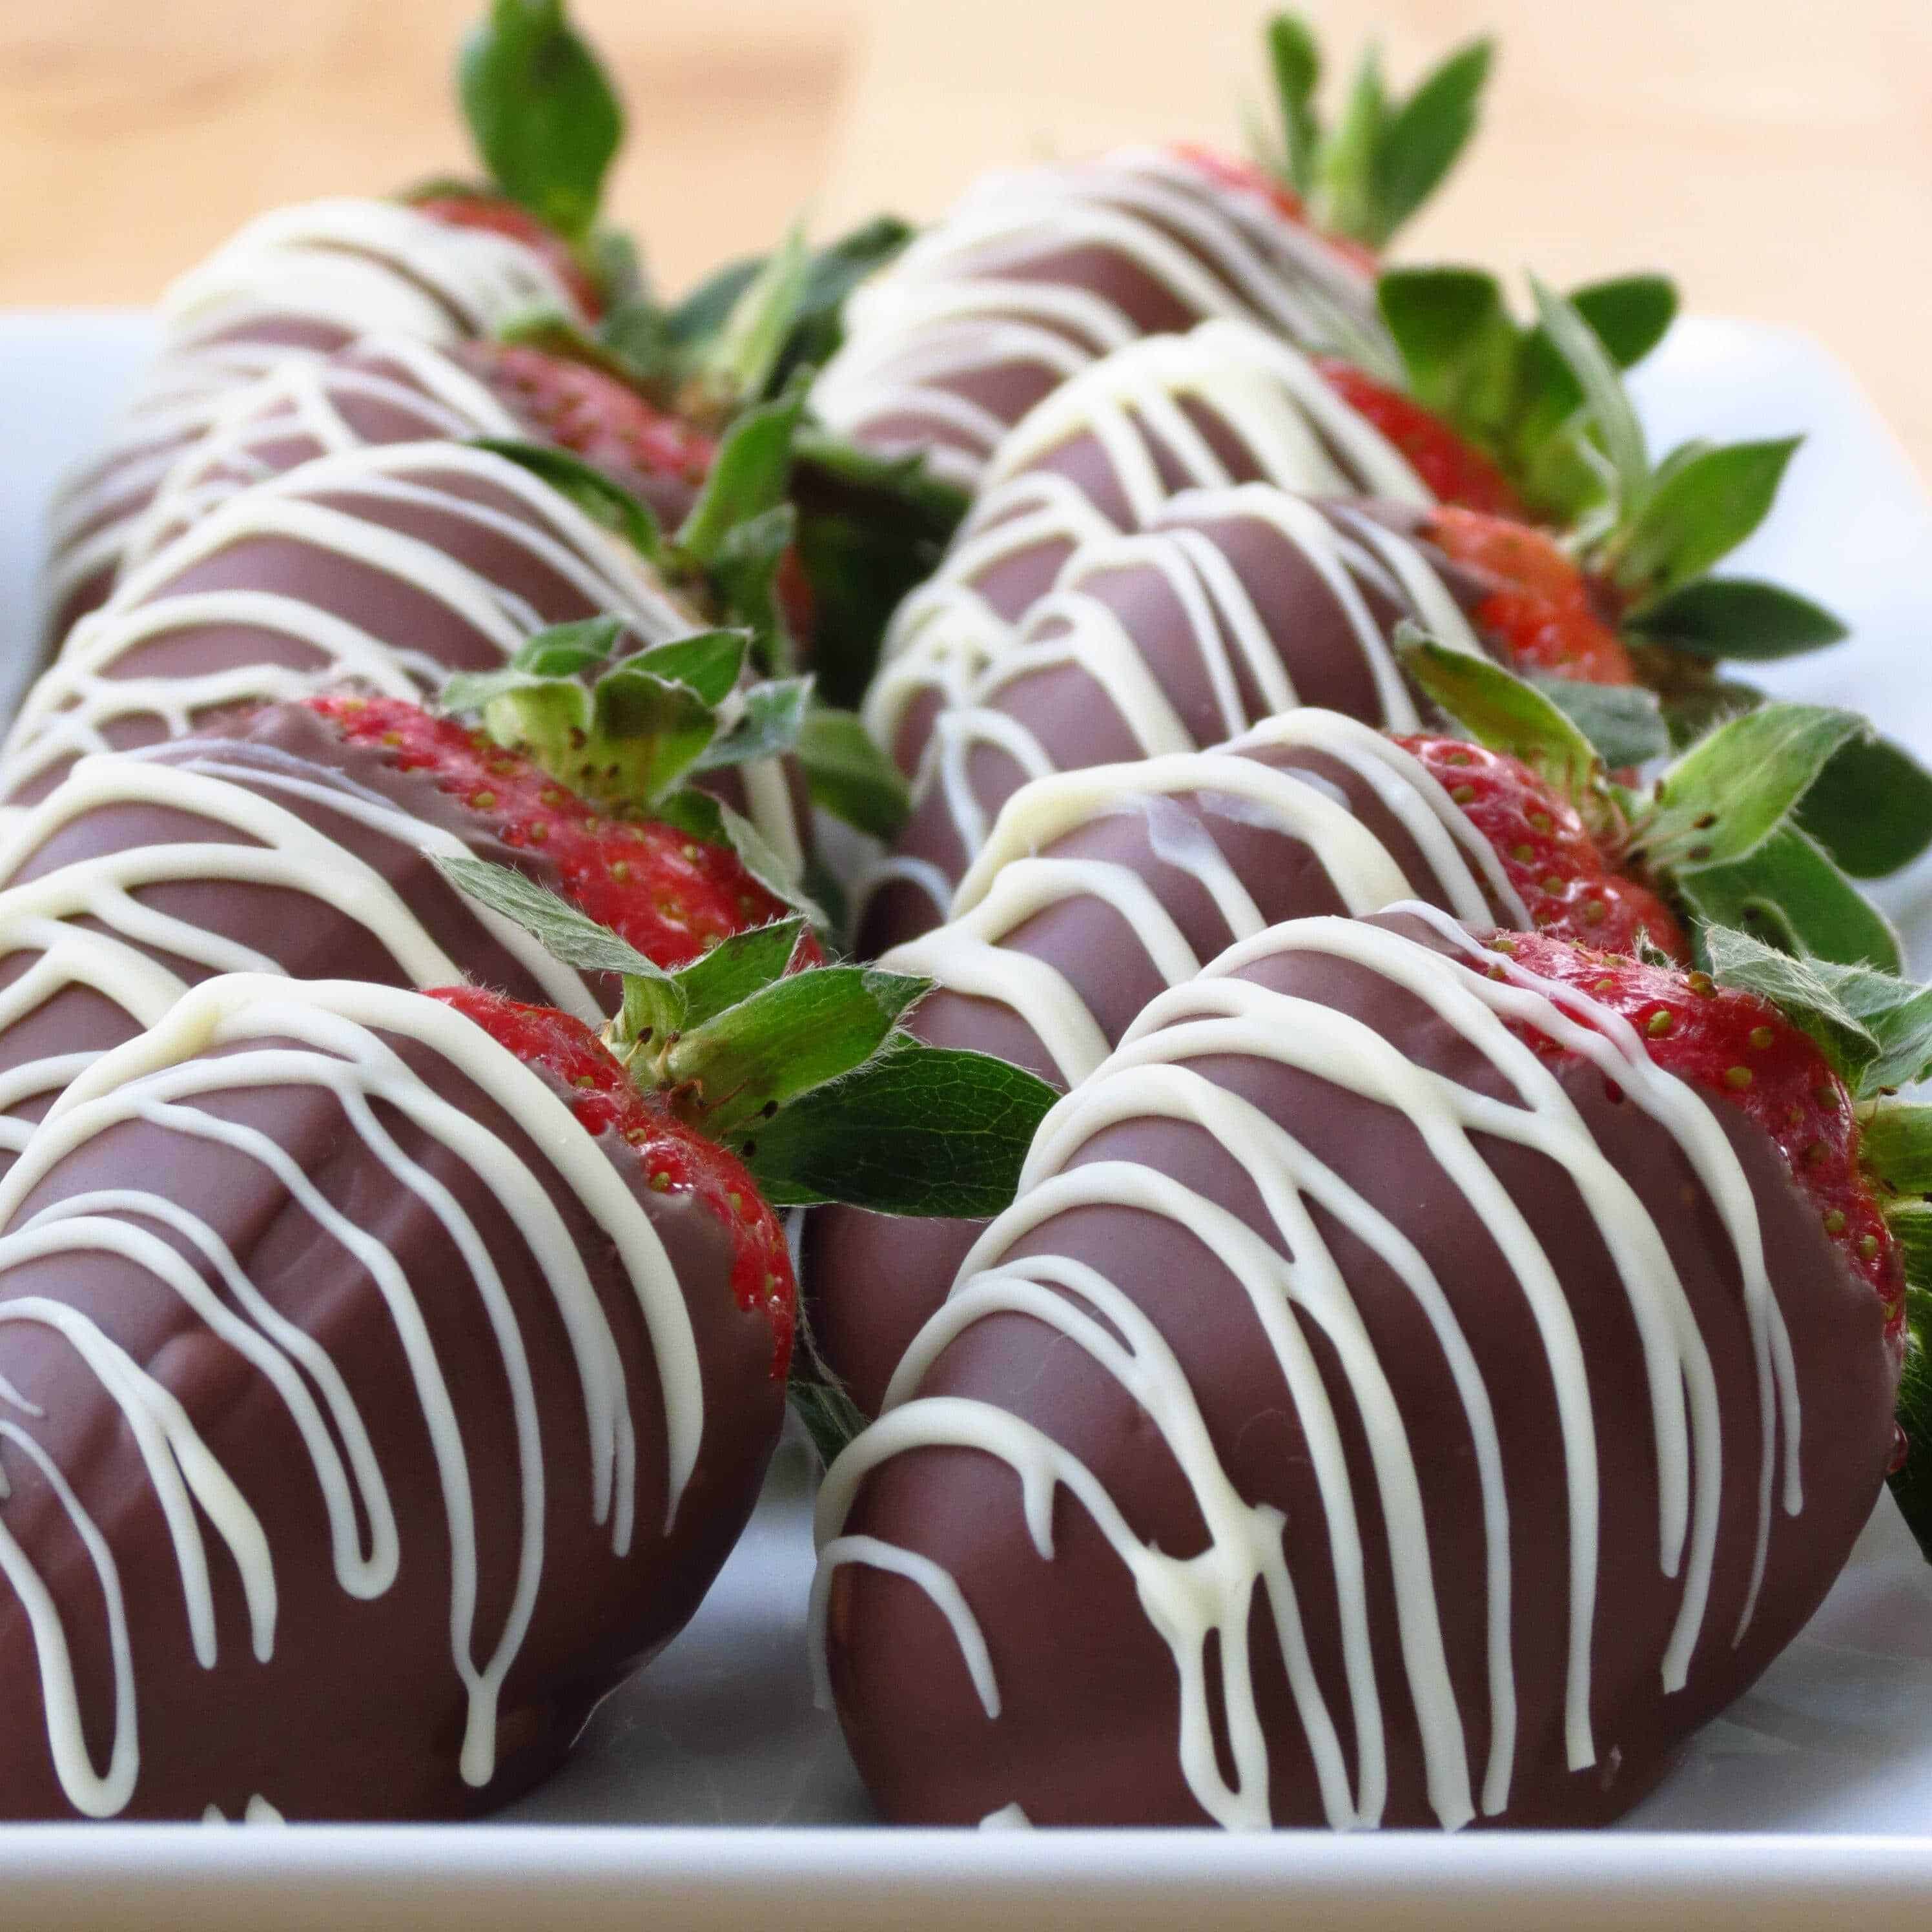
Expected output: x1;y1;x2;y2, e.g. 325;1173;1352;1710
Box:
1402;734;1687;960
1315;360;1527;519
1426;505;1637;685
1490;927;1906;1350
309;694;803;969
429;985;796;1377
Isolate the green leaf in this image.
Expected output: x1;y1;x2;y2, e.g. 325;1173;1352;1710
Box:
1314;43;1386;246
788;1370;870;1467
457;0;623;245
695;226;812;409
1265;14;1323;196
431;852;686;1043
655;788;823;925
671;916;807;1030
1658;679;1764;752
675;380;807;568
1366;37;1493;245
742;1033;1059;1217
1701;924;1882;1089
1643;704;1867;871
1529;276;1649;518
1676;825;1902;974
708;504;800;675
471;438;664;564
1614;438;1802;597
1824;974;1932;1095
666;964;932;1138
1377;267;1519;436
493;310;655;388
628;630;748;706
1528;677;1669;768
1621;577;1847;661
1886;1280;1932;1559
796;705;911;839
1399;632;1600;804
507;613;633;679
1862;1106;1932;1195
1796;734;1932;879
692;676;812;772
778;216;917;384
1568;274;1678;371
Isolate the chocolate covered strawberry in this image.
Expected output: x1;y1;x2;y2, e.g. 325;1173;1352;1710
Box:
0;890;1051;1820
0;619;818;1161
819;668;1896;1411
812;905;1929;1830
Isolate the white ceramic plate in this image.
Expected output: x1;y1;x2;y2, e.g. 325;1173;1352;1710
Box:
4;311;1932;1931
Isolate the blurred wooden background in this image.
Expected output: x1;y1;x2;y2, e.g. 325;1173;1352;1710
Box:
3;0;1930;462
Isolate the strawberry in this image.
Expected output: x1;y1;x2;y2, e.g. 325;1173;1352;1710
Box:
1488;927;1905;1337
1167;146;1377;277
430;982;798;1373
1315;361;1528;518
313;689;799;970
1424;505;1635;683
1402;733;1683;956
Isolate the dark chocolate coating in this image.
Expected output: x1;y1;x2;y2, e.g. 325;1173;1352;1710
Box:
861;497;1491;958
0;701;611;1160
0;996;782;1820
823;912;1898;1829
815;741;1516;1413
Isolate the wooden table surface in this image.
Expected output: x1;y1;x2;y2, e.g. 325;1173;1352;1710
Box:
3;0;1929;466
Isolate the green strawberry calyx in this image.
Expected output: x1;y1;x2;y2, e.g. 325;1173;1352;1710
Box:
1251;11;1493;251
428;862;1060;1224
1401;633;1904;974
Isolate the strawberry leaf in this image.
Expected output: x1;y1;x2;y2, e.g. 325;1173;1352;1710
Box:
471;438;665;564
1701;925;1882;1089
1660;679;1765;751
666;965;932;1138
773;215;915;386
1529;276;1649;520
1675;825;1902;973
1796;734;1932;879
692;675;812;773
796;705;911;839
1623;577;1848;661
1399;631;1601;805
1567;275;1678;371
693;227;813;413
1861;1106;1932;1194
1364;37;1493;246
708;504;799;676
741;1033;1059;1217
458;0;623;245
1264;14;1323;196
675;378;807;568
655;788;824;925
1643;703;1867;872
1887;1279;1932;1558
790;432;969;707
1613;438;1802;597
1528;677;1669;768
672;917;808;1030
626;630;748;706
431;853;686;1042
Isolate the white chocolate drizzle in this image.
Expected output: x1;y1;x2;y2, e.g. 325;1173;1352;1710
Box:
813;152;1390;491
816;908;1800;1831
861;480;1486;926
47;198;583;631
880;713;1525;1087
0;732;610;1149
0;973;706;1816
